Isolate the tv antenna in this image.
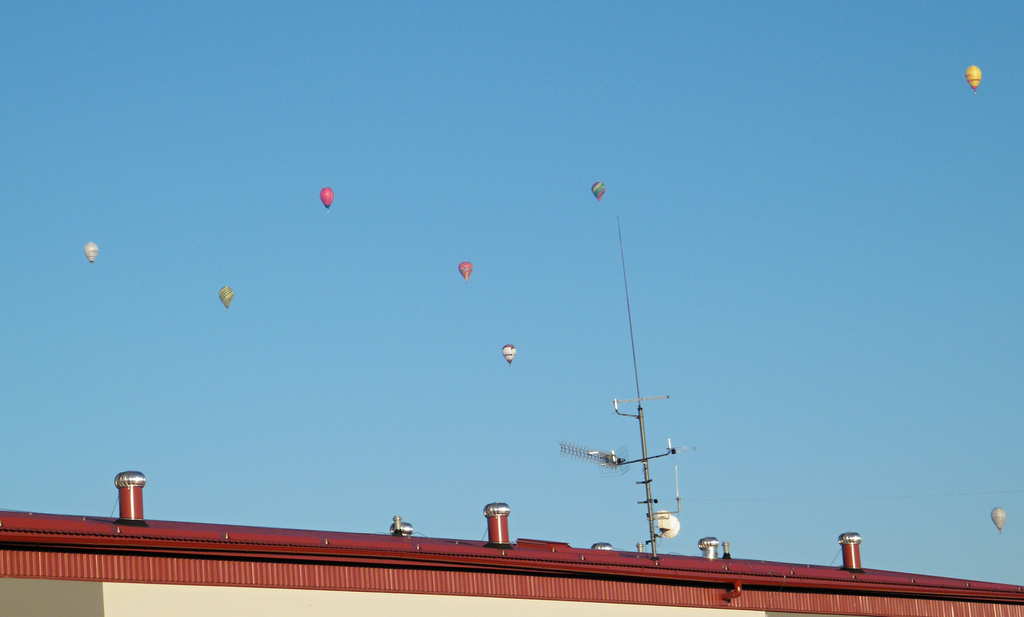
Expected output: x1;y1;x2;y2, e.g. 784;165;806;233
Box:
562;217;689;559
559;442;626;469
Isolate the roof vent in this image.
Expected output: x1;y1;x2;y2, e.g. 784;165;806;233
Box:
114;471;147;522
483;502;512;548
838;532;863;571
697;536;720;559
389;515;414;536
591;542;614;550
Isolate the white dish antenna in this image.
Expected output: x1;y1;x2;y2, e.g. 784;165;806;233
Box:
652;510;680;539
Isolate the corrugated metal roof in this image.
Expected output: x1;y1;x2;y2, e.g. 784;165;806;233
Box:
0;509;1019;603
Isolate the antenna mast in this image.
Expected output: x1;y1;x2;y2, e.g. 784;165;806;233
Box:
562;218;683;559
614;216;675;559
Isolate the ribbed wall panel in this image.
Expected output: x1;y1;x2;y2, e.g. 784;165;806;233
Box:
1;548;1021;617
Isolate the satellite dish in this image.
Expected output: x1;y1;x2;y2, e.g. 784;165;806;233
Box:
653;510;680;539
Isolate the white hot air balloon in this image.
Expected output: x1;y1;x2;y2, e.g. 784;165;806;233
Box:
992;507;1006;533
83;242;99;263
501;344;516;365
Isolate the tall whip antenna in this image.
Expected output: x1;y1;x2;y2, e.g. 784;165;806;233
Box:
614;216;674;558
618;217;643;403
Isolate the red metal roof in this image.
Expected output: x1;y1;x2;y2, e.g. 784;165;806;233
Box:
0;509;1019;597
1;509;1021;615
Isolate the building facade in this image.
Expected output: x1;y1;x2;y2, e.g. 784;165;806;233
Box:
1;473;1021;616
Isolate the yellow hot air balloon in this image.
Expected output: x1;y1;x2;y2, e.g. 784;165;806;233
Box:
965;65;982;93
218;285;234;309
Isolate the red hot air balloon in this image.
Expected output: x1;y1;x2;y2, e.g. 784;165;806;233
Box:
320;187;334;209
458;261;473;281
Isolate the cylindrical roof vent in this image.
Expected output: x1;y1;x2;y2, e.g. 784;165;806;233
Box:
591;542;614;550
389;515;414;536
697;536;720;559
483;502;512;548
838;532;863;571
114;471;147;522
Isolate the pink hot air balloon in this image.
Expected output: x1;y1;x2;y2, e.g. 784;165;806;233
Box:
320;187;334;209
458;261;473;281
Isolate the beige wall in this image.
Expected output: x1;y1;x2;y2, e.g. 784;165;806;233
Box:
102;583;765;617
0;578;103;617
0;577;863;617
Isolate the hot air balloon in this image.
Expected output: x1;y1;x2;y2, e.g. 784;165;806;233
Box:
591;181;606;201
965;65;982;93
501;344;516;365
320;187;334;209
218;286;234;309
992;507;1006;533
458;261;473;281
83;242;99;263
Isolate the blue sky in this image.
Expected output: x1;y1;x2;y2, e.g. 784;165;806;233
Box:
1;1;1021;583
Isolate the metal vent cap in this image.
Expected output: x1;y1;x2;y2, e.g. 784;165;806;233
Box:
389;515;414;537
483;502;511;517
591;542;614;550
114;471;147;488
838;532;862;545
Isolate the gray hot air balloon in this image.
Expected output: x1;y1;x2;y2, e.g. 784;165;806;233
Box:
991;507;1006;533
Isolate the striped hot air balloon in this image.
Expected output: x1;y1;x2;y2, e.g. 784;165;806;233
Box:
965;65;982;93
218;286;234;309
591;181;606;201
83;242;99;263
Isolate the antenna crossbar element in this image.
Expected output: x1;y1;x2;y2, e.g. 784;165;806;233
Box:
613;395;669;418
614;395;670;406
